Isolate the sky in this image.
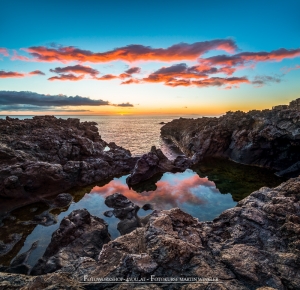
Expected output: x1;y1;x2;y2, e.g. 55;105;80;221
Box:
1;0;300;115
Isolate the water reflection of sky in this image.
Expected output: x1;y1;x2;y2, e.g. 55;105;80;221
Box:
18;169;236;267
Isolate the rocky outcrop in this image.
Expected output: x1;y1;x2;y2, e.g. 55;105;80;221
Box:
161;109;300;177
31;209;111;275
126;146;192;187
0;116;137;207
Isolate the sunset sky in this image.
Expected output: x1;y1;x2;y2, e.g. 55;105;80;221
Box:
1;0;300;115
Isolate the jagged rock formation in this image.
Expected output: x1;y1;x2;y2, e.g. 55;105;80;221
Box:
31;209;111;275
1;177;297;289
0;116;137;206
161;109;300;177
126;146;192;187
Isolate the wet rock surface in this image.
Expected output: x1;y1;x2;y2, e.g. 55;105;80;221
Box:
161;109;300;177
68;177;299;289
0;116;137;207
31;209;111;275
1;177;295;289
126;146;192;187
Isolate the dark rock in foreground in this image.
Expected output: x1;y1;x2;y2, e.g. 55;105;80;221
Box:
126;146;192;187
0;116;137;208
2;177;296;289
161;109;300;177
71;177;300;289
31;209;111;275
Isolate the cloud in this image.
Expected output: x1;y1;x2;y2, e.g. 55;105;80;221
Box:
0;48;9;57
114;102;134;107
142;63;208;85
121;78;140;85
281;64;300;74
0;104;91;112
252;75;282;87
0;70;25;78
125;67;141;74
191;76;250;88
95;74;118;80
0;91;110;107
29;70;45;75
199;48;300;69
11;50;30;61
23;39;237;63
50;64;99;76
48;73;85;81
0;70;45;78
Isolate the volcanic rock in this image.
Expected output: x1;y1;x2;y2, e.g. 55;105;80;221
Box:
69;177;300;289
1;177;299;289
161;109;300;177
0;116;137;208
126;146;192;187
31;209;111;275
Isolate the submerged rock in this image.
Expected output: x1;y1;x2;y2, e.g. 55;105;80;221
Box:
5;241;38;275
104;193;153;235
0;116;137;208
31;209;111;275
126;146;192;187
161;109;300;177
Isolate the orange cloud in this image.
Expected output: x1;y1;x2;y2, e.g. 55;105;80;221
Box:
0;70;24;78
121;78;140;85
95;74;118;80
0;70;46;79
191;76;250;88
29;70;45;76
199;48;300;69
23;39;237;63
48;73;84;81
90;174;216;209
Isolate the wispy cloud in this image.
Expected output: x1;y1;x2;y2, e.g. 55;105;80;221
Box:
199;48;300;70
50;64;99;76
281;64;300;74
0;48;9;57
0;70;24;78
252;75;282;87
95;74;118;80
48;73;85;81
114;102;134;107
21;39;237;63
0;70;45;78
29;70;45;75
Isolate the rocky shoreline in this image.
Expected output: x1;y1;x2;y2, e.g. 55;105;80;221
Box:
0;116;137;213
0;176;299;289
0;112;299;289
160;109;300;178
